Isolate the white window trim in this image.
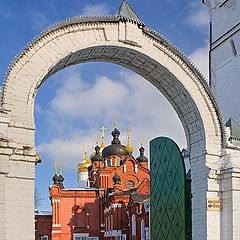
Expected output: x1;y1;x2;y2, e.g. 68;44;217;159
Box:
141;219;145;240
132;214;136;236
73;233;89;240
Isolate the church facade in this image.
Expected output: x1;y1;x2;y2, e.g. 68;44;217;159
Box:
48;124;150;240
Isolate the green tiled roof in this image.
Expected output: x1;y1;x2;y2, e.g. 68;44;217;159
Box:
117;0;143;24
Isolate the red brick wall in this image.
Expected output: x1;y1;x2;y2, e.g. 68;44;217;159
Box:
35;215;52;240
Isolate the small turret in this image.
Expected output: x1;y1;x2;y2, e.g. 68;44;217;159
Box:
52;162;59;185
102;115;127;158
91;145;104;168
58;162;64;189
52;162;64;188
136;137;148;169
113;172;121;185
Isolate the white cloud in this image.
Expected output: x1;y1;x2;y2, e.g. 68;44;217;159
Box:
37;69;187;170
28;11;50;30
189;42;209;80
81;4;110;16
186;8;209;28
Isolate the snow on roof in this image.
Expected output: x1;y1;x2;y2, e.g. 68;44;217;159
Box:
35;209;52;216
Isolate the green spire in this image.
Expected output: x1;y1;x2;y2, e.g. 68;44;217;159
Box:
117;0;143;24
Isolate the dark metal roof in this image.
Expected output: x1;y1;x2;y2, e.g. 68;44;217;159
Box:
102;144;127;158
225;118;240;139
130;192;150;203
117;0;143;25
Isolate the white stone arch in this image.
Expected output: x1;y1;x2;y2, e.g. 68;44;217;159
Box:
0;17;227;240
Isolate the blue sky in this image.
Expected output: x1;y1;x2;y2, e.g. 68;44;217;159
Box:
0;0;210;209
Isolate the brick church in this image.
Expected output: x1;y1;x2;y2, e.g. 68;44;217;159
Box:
36;122;150;240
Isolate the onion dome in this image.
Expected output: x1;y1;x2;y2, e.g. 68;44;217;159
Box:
91;145;104;162
113;172;121;185
52;174;59;185
102;127;127;158
78;158;91;172
78;144;91;172
58;174;64;189
136;146;148;162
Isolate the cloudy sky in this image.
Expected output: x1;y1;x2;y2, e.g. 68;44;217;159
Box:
0;0;210;209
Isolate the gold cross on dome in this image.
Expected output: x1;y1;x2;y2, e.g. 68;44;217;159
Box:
95;134;100;145
53;162;58;175
127;128;132;137
59;162;63;175
112;114;119;128
84;144;88;160
139;136;145;147
100;127;106;138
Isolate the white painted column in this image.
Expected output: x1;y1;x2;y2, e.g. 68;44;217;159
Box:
220;147;240;239
191;150;222;240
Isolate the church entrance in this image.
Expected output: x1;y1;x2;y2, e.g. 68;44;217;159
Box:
0;1;225;239
150;137;191;240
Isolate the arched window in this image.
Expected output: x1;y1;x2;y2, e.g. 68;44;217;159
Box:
107;157;111;166
116;156;121;166
132;214;136;236
141;219;145;240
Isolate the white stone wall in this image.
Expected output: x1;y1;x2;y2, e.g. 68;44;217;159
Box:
0;19;226;240
205;0;240;123
78;171;89;188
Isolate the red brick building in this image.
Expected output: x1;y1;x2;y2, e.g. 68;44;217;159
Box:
48;125;150;240
35;210;52;240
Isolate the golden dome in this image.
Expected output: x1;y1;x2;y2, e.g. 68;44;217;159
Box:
126;129;133;153
126;143;134;153
78;158;91;172
78;144;91;172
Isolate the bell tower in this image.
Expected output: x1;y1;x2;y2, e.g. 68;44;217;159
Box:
203;0;240;124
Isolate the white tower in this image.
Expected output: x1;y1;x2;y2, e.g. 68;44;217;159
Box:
77;144;91;188
203;0;240;124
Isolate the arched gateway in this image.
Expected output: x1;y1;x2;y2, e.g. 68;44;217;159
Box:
1;1;239;240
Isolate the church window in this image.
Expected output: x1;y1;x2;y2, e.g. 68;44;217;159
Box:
116;156;121;166
126;180;134;188
230;39;237;57
111;215;113;230
108;216;110;231
132;214;136;236
73;233;89;240
107;157;111;166
141;220;145;240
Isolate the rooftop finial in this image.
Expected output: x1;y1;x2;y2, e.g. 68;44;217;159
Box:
95;134;100;145
126;128;133;153
100;127;106;149
53;162;58;175
117;0;143;25
84;144;88;160
139;136;145;147
59;162;63;175
112;114;119;128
